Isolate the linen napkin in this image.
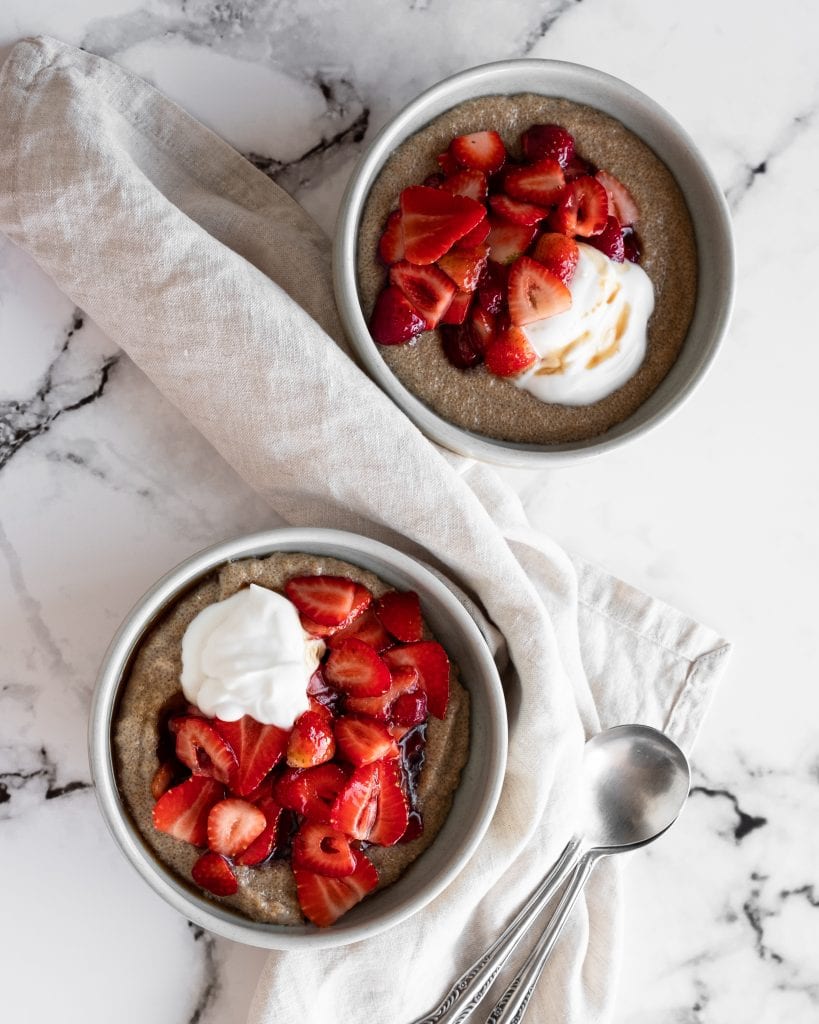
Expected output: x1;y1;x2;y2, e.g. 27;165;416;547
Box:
0;37;731;1024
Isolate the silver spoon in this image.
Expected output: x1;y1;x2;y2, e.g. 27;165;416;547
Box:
409;724;691;1024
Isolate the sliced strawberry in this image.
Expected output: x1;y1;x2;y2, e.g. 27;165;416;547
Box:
152;776;225;846
292;821;356;878
595;169;639;226
294;848;378;927
207;798;266;857
370;286;426;345
531;233;580;285
399;186;486;265
192;851;238;896
151;762;174;800
334;716;400;766
235;796;282;866
441;323;484;369
376;590;423;643
456;215;491;249
565;154;598;180
436;245;489;292
489;194;548;227
485;326;539;378
449;130;506;174
507;255;572;327
325;637;391;696
327;607;392;653
441;169;488;203
521;124;575;168
469;304;499;352
390;261;456;329
213;716;288;797
392;689;429;727
550;176;608;237
476;262;508;315
284;575;370;627
586;216;625;262
436;151;459;176
345;665;421;721
440;289;474;326
174;716;238;785
286;710;336;768
503;158;565;206
486;219;538;265
274;763;349;825
330;759;409;846
384;642;450;719
299;614;337;638
377;210;405;265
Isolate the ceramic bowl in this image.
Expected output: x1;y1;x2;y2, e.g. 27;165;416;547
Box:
89;528;507;949
333;59;734;467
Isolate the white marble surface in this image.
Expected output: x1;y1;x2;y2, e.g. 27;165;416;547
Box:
0;2;817;1022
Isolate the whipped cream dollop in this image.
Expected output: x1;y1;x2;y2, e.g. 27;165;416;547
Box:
180;584;323;727
515;244;655;406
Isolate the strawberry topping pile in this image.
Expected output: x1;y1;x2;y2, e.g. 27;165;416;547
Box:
151;576;450;927
370;123;641;378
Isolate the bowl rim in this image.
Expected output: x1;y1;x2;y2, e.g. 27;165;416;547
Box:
333;57;735;467
88;527;507;949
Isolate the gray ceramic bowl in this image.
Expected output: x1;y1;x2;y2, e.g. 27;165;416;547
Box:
334;59;734;467
89;528;507;949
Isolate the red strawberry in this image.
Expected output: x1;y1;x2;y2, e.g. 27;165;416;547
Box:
441;169;488;203
345;666;421;721
436;245;489;292
486;219;538;265
285;575;370;627
151;762;174;800
456;215;491;250
595;169;639;226
521;124;575;168
586;216;625;262
392;689;429;727
503;158;565;205
565;154;597;180
507;255;572;327
399;186;486;265
370;287;426;345
449;131;506;174
174;716;238;785
531;233;580;284
294;848;378;927
377;210;405;265
476;262;508;315
235;796;282;866
383;642;450;719
213;716;288;797
293;821;356;878
286;710;336;768
334;716;400;766
440;289;474;326
389;261;457;328
436;151;459;176
489;194;548;227
192;851;238;896
274;763;349;825
153;776;225;846
550;176;609;237
376;590;423;643
327;607;392;652
441;323;483;369
325;637;391;697
330;759;409;846
484;326;538;378
469;305;499;352
207;798;267;857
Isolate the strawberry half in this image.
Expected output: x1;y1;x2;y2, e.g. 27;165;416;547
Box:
235;796;282;866
390;261;457;328
174;716;238;785
292;821;356;878
550;176;609;237
273;763;349;825
207;798;267;857
286;710;336;768
327;607;392;653
521;124;575;168
486;219;538;265
370;286;426;345
334;716;400;767
284;576;371;627
383;642;450;719
437;245;489;292
345;665;421;721
595;169;639;226
441;169;488;203
192;851;238;896
377;210;405;265
325;637;391;696
531;233;580;285
330;759;409;846
213;716;288;797
399;186;486;265
153;776;225;847
586;216;625;262
294;848;378;927
503;158;565;206
449;130;506;174
485;326;539;378
507;256;572;327
392;689;428;727
440;289;474;326
489;194;548;227
376;590;423;643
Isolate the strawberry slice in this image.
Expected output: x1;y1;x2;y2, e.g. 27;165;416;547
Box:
376;590;423;643
284;575;370;627
325;637;391;696
436;151;459;176
521;124;575;168
486;219;538;265
441;323;484;369
441;169;488;203
330;759;409;846
153;776;225;846
377;210;405;265
151;762;174;800
327;607;392;652
207;797;267;856
456;215;491;250
345;665;421;721
213;716;289;797
273;763;349;825
294;848;378;927
370;286;426;345
440;289;473;326
174;716;238;785
392;689;428;727
586;216;625;262
489;194;548;227
449;130;506;174
191;851;238;896
531;233;580;285
550;176;609;237
292;821;356;878
485;326;539;378
286;710;336;768
389;261;457;328
437;245;489;292
503;158;565;206
468;304;499;352
399;186;486;265
235;796;282;866
383;642;451;719
476;262;508;315
595;169;639;226
334;716;400;766
507;256;572;327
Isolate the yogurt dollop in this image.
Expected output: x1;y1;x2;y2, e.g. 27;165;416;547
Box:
515;244;655;406
180;584;323;727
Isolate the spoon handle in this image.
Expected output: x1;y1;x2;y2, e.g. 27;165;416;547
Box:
483;853;599;1024
407;837;582;1024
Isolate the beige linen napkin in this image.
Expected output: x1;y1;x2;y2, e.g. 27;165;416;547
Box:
0;37;731;1024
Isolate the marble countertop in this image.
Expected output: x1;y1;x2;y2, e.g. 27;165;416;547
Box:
1;2;817;1021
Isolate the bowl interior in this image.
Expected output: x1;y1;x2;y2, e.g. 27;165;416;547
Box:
89;528;507;949
334;59;734;466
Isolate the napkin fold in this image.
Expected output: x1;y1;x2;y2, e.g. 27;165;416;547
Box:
0;37;731;1024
